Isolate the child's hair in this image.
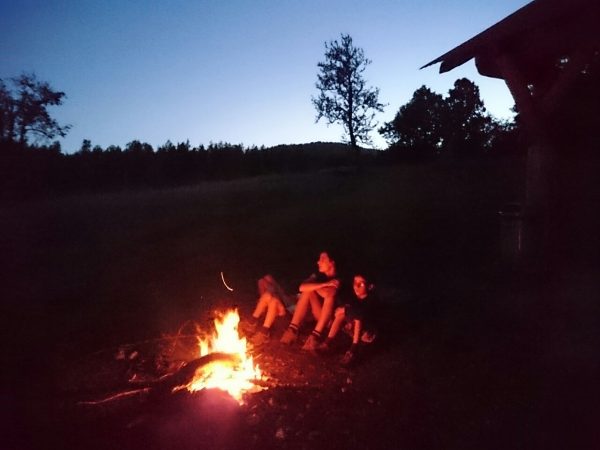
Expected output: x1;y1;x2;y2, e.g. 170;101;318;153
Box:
353;267;375;284
319;246;346;269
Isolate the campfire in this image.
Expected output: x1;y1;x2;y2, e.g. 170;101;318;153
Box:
185;309;264;403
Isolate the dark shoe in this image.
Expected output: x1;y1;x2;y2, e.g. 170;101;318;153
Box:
340;350;355;366
317;341;331;352
316;340;332;354
302;334;319;351
280;327;298;344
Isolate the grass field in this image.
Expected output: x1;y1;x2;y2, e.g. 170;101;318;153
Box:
3;157;522;347
3;155;598;449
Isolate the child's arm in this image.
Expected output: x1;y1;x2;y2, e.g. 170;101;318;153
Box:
352;319;362;345
341;319;362;365
299;277;339;294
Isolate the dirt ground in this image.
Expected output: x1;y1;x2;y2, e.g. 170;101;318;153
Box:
6;266;598;450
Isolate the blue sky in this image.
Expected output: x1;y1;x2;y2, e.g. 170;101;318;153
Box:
1;0;530;153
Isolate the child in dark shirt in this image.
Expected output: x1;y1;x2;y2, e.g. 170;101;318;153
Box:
318;272;378;365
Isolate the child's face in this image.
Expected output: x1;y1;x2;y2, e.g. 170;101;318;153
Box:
353;275;369;299
317;252;334;274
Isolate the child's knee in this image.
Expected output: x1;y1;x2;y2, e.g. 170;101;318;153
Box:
258;292;272;307
276;302;286;317
334;307;345;318
297;291;312;305
266;295;278;305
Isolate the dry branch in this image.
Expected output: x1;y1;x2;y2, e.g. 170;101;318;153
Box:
78;352;239;406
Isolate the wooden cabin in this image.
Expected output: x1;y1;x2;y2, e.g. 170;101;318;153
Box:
422;0;600;268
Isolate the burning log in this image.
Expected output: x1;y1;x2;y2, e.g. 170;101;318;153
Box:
79;309;266;407
157;352;240;394
78;352;239;406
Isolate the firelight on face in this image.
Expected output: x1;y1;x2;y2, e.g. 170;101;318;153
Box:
353;276;369;299
317;252;334;273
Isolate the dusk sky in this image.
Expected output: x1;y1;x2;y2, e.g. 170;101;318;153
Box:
1;0;530;153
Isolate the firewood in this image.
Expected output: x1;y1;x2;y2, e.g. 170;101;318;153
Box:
78;352;239;406
150;352;240;396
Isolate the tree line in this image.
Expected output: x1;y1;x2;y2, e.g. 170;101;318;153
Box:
1;34;524;199
1;138;388;198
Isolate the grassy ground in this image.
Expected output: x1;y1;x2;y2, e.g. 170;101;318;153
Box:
3;158;517;351
3;156;598;449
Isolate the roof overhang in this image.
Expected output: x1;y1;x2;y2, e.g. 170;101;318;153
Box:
421;0;600;83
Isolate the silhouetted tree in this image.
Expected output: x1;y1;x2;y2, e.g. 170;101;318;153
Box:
79;139;92;153
0;73;70;145
382;79;505;157
0;80;14;144
444;78;493;155
379;86;446;158
312;34;385;153
485;118;522;155
105;145;122;153
157;140;176;153
125;140;154;154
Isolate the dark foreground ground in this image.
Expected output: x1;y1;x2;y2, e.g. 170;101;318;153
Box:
6;269;598;450
3;160;599;449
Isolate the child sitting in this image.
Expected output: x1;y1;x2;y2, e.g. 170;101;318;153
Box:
242;274;291;346
317;272;378;365
280;250;341;350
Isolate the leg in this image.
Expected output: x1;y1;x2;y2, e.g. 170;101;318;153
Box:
308;292;323;321
255;273;281;319
266;275;293;305
250;294;287;346
313;294;335;334
281;291;318;344
241;288;270;335
258;274;279;296
252;292;271;319
317;307;346;353
263;296;286;328
289;291;318;327
327;307;346;338
302;294;335;351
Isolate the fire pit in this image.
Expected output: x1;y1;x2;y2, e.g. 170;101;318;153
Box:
40;302;361;450
184;309;264;403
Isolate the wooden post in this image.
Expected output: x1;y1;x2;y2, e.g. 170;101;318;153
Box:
495;53;556;267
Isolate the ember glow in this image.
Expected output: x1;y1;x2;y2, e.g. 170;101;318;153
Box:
186;309;263;403
220;271;234;291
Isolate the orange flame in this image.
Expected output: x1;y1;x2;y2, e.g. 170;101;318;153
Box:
186;309;263;403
